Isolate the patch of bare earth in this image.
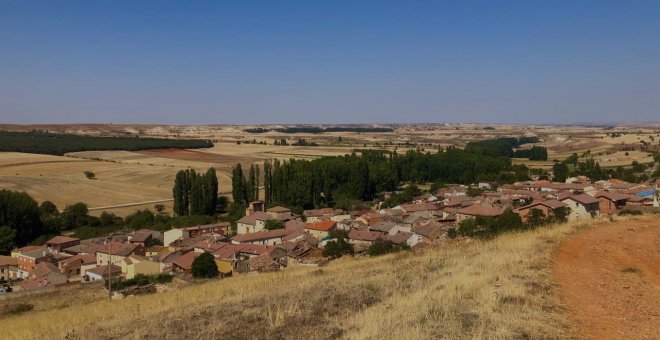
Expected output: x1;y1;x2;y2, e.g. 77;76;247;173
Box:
553;218;660;339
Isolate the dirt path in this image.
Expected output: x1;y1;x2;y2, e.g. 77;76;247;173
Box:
553;218;660;339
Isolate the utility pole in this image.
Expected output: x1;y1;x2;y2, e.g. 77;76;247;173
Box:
107;235;112;300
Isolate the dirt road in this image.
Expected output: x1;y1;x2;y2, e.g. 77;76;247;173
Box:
553;218;660;339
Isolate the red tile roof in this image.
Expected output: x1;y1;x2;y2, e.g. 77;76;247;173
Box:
348;230;384;242
456;204;502;217
172;251;201;269
561;194;600;205
0;255;18;266
237;211;270;226
46;236;79;245
231;228;292;243
305;220;337;232
519;199;568;211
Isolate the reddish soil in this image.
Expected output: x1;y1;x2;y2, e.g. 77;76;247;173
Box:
553;218;660;339
138;148;252;168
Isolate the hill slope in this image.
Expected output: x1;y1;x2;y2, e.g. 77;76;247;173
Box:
4;218;653;339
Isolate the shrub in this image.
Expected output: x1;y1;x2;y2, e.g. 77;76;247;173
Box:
367;239;409;256
84;171;96;179
264;219;285;230
191;252;219;278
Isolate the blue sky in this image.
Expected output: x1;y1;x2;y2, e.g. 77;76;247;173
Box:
1;1;659;124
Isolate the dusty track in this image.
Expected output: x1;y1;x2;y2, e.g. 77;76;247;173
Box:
553;217;660;339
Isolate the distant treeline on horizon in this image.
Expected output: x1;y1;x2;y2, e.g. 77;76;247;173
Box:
0;130;213;155
243;127;394;134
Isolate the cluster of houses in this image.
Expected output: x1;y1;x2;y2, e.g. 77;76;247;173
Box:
1;176;657;293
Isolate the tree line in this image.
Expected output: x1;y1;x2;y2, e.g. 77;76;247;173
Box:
232;164;260;204
173;168;218;216
231;147;530;211
0;130;212;155
466;137;547;160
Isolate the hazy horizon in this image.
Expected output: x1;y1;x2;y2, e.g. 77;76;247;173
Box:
2;1;660;125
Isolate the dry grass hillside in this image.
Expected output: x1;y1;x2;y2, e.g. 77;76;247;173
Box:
1;216;655;339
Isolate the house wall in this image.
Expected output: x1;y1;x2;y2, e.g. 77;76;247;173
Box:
237;222;265;235
96;253;125;266
563;199;599;220
164;229;186;247
126;261;160;279
306;229;330;239
214;259;233;275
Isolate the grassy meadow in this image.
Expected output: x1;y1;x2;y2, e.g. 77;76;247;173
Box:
1;217;641;339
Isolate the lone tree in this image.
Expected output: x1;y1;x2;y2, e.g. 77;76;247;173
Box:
191;252;219;278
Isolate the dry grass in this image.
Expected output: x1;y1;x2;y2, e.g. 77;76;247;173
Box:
2;217;646;339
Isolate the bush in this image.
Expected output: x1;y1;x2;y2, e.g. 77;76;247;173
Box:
106;273;173;290
367;239;409;256
322;230;354;259
84;171;96;179
264;219;284;230
447;227;457;239
191;252;219;278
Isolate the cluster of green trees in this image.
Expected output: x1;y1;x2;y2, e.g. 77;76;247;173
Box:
231;164;260;205
191;252;219;278
291;138;319;146
0;190;49;254
366;239;410;256
106;273;173;290
322;230;354;258
0;131;212;155
552;153;606;182
465;137;540;157
249;148;529;211
513;146;548;161
0;187;228;254
173;168;218;216
457;207;568;239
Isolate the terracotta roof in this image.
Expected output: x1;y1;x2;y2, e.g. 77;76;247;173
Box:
348;230;384;242
15;245;47;253
33;262;60;278
231;228;292;243
305;220;337;232
59;253;96;267
284;219;307;230
184;222;231;232
561;194;600;205
387;232;414;244
236;244;272;256
129;232;152;243
456;204;502;217
46;236;79;245
369;222;398;233
172;251;201;269
0;255;18;266
237;211;270;226
96;242;139;256
412;223;444;238
62;243;102;255
212;243;241;260
519;199;568;210
397;203;439;213
21;249;52;260
86;264;122;277
267;206;291;213
594;191;629;202
303;207;338;217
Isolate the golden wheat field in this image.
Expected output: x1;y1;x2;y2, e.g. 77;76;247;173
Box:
3;216;648;339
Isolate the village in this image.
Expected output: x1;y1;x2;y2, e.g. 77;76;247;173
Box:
1;174;658;297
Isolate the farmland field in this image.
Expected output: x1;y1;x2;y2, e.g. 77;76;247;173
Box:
1;123;658;217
